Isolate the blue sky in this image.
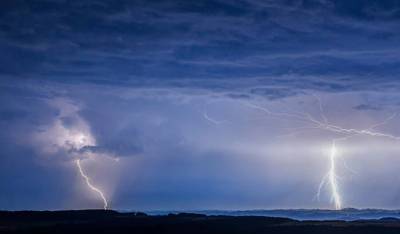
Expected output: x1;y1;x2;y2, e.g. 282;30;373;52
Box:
1;0;400;210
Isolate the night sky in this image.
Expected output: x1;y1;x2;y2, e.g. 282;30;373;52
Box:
1;0;400;211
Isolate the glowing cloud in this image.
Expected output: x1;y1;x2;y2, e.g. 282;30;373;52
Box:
32;98;109;209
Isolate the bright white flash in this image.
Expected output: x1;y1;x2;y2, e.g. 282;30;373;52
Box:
246;97;399;210
76;159;108;210
328;141;341;210
205;95;399;210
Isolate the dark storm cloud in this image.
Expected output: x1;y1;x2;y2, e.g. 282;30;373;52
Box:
2;0;400;98
78;127;144;158
79;144;143;157
3;1;400;210
353;104;382;111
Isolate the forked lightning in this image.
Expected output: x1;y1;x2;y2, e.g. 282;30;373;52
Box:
204;95;399;210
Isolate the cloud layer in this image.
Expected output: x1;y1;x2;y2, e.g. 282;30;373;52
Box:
1;1;400;210
2;0;400;93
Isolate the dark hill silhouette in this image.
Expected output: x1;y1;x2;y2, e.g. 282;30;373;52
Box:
1;210;400;234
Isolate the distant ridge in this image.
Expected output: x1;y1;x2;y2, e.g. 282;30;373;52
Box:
145;208;400;221
2;209;400;221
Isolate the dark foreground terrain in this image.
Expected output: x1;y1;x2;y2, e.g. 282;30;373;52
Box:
1;210;400;234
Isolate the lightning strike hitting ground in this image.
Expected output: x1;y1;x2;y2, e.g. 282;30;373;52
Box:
76;159;108;210
203;96;400;210
328;140;341;210
249;98;399;210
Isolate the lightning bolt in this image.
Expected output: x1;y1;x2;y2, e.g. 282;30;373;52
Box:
204;95;399;210
328;140;341;210
76;159;108;210
203;112;229;125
